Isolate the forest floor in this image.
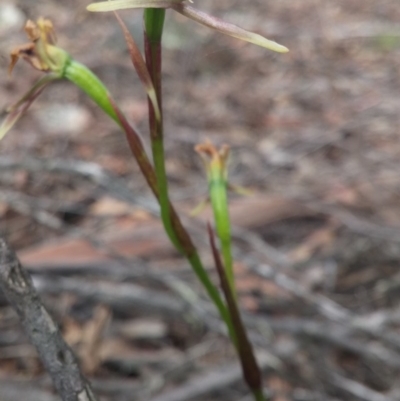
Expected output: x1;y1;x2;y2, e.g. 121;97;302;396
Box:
1;1;400;400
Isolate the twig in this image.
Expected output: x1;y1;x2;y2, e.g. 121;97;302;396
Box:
0;238;98;401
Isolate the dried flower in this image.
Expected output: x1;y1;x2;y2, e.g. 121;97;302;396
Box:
1;18;120;140
9;18;69;76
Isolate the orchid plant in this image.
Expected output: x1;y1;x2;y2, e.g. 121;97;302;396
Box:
1;2;288;400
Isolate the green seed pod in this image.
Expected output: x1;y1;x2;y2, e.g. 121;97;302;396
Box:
64;59;119;124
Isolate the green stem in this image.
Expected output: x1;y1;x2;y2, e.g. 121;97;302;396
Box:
152;138;183;250
144;8;166;44
143;9;181;249
143;8;237;343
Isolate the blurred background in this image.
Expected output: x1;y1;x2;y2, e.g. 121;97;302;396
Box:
1;0;400;400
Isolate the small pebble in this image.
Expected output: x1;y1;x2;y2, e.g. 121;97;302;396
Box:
35;103;91;136
0;3;25;32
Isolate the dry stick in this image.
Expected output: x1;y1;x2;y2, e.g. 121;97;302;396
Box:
0;238;98;401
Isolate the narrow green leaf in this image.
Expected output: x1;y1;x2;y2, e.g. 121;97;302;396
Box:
87;0;183;12
172;4;289;53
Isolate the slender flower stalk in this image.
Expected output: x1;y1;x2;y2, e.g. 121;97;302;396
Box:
142;9;237;342
198;141;268;401
143;9;181;250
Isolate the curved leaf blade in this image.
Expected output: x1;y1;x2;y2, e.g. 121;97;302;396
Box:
87;0;183;12
173;4;289;53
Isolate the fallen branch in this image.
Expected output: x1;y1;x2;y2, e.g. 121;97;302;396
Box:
0;238;98;401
